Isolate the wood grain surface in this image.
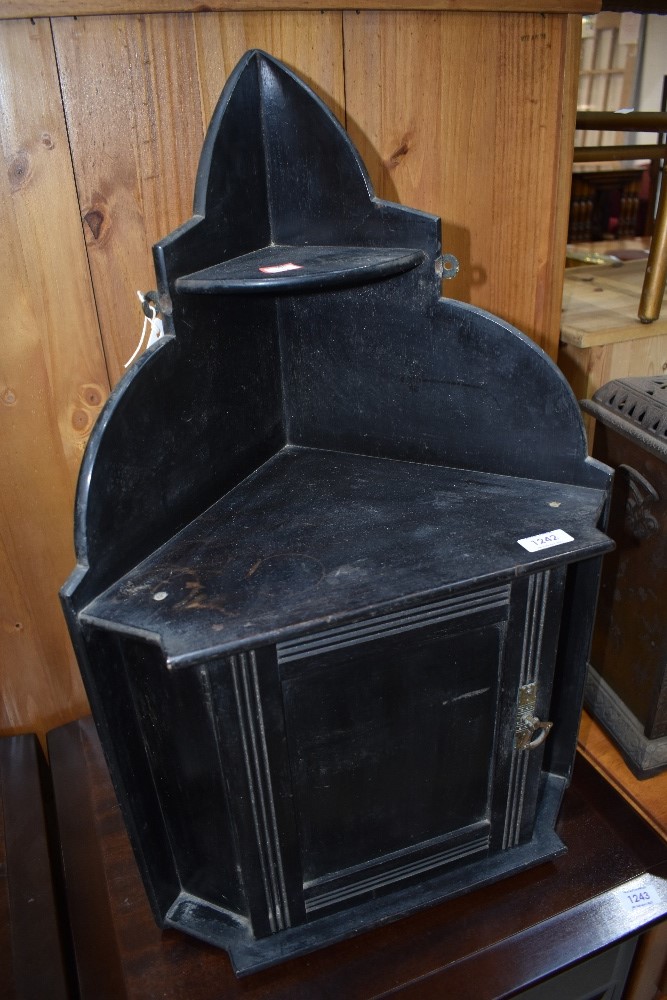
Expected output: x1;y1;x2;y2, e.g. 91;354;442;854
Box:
343;11;577;357
0;18;108;739
1;1;602;19
52;14;205;384
52;12;348;385
578;709;667;844
561;260;667;349
558;258;667;441
194;11;345;129
557;241;667;437
561;333;667;398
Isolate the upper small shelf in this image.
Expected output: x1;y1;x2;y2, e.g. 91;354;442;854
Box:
175;244;425;294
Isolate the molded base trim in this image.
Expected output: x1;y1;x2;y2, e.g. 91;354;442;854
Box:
165;774;568;976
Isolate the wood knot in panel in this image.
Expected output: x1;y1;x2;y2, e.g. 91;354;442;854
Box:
1;621;24;636
386;133;414;172
72;409;89;432
8;150;32;193
83;198;110;245
70;383;106;444
81;385;103;408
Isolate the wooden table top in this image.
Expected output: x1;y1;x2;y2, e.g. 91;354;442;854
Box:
578;708;667;844
47;716;667;1000
561;259;667;350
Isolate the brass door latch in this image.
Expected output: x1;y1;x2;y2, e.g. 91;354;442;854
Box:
515;683;553;751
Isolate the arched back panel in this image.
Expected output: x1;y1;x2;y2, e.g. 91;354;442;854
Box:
68;50;602;604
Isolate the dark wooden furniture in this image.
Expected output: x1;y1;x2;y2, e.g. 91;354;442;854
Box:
0;733;70;1000
583;377;667;778
47;716;667;1000
61;51;613;973
578;709;667;999
569;168;647;244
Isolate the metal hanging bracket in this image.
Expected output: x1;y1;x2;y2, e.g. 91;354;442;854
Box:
436;253;460;280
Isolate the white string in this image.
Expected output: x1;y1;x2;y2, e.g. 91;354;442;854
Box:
125;291;164;368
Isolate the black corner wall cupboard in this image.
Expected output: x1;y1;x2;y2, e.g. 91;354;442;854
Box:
62;52;613;976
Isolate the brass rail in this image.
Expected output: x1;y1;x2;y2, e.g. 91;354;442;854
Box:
639;165;667;323
575;111;667;132
574;112;666;323
573;144;666;163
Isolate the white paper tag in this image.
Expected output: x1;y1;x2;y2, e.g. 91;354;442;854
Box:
518;529;574;553
618;884;660;913
125;292;165;368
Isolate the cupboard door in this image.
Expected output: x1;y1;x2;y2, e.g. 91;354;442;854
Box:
277;585;513;916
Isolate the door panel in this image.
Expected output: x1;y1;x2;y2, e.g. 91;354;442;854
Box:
278;594;511;910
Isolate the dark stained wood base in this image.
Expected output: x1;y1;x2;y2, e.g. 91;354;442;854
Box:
0;734;71;1000
47;716;667;1000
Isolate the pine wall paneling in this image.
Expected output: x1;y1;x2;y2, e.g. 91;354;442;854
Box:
0;1;602;17
343;10;581;355
193;12;345;128
0;18;108;738
51;14;206;383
